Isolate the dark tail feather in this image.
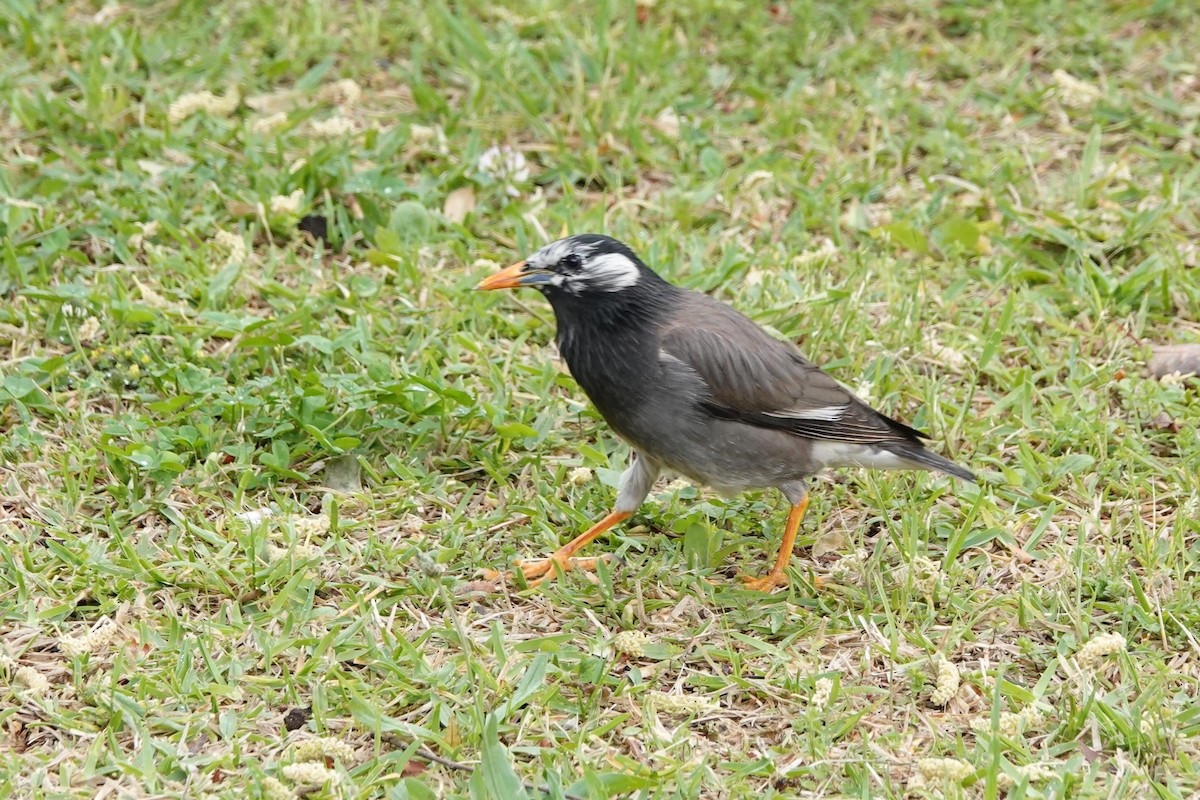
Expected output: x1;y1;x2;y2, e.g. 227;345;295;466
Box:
882;442;977;483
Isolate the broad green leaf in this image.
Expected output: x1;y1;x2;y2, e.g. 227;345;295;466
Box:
471;715;528;800
389;201;432;242
1;375;38;399
493;421;539;439
880;221;930;254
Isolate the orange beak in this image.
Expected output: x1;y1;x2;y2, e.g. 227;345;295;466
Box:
476;260;528;290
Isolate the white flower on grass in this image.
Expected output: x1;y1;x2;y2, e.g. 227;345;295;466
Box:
810;677;834;709
261;776;296;800
839;199;891;231
1140;713;1167;735
309;115;356;139
899;555;944;594
1076;632;1126;669
168;90;240;124
613;630;649;657
127;220;160;250
923;332;969;372
853;380;876;405
250;112;289;134
267;542;323;562
281;762;339;790
59;618;119;657
408;124;449;154
1159;370;1191;387
0;653;15;672
1091;159;1132;183
410;124;436;145
291;736;357;763
213;229;247;265
568;467;593;486
792;237;839;268
1002;705;1046;735
1052;69;1102;107
270;189;305;217
973;704;1046;736
650;691;718;714
929;657;960;706
998;762;1059;789
292;515;331;537
77;316;103;344
916;757;975;783
830;548;869;583
15;666;50;695
1022;763;1058;782
478;145;530;197
318;79;362;107
414;549;446;577
654;107;681;138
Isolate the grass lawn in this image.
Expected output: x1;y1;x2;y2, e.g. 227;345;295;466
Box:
3;0;1200;797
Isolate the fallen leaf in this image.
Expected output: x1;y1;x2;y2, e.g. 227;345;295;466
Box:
323;454;361;492
245;89;304;115
1145;411;1178;432
136;160;170;177
225;200;259;218
442;187;476;224
234;508;274;525
812;530;847;558
456;578;502;596
298;214;329;244
1147;344;1200;379
283;706;312;732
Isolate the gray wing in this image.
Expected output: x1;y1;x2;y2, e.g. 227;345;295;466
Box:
658;297;927;444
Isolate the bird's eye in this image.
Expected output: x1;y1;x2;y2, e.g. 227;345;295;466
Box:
559;253;583;272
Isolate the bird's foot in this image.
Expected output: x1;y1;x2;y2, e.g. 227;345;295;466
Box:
479;554;615;588
741;570;789;593
740;570;827;593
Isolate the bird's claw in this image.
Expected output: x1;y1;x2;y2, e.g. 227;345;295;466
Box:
740;571;826;593
479;554;616;588
741;571;790;593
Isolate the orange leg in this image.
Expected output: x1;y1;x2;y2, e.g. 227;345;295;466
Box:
483;510;631;587
743;495;809;592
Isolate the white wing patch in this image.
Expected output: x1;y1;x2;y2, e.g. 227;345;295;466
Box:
584;252;641;291
658;350;687;366
765;404;847;422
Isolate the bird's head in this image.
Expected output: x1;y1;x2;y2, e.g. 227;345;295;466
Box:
476;234;653;297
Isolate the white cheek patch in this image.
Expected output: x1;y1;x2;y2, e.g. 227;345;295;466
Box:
583;252;641;291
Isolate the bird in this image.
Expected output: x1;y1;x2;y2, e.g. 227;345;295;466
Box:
476;233;976;591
